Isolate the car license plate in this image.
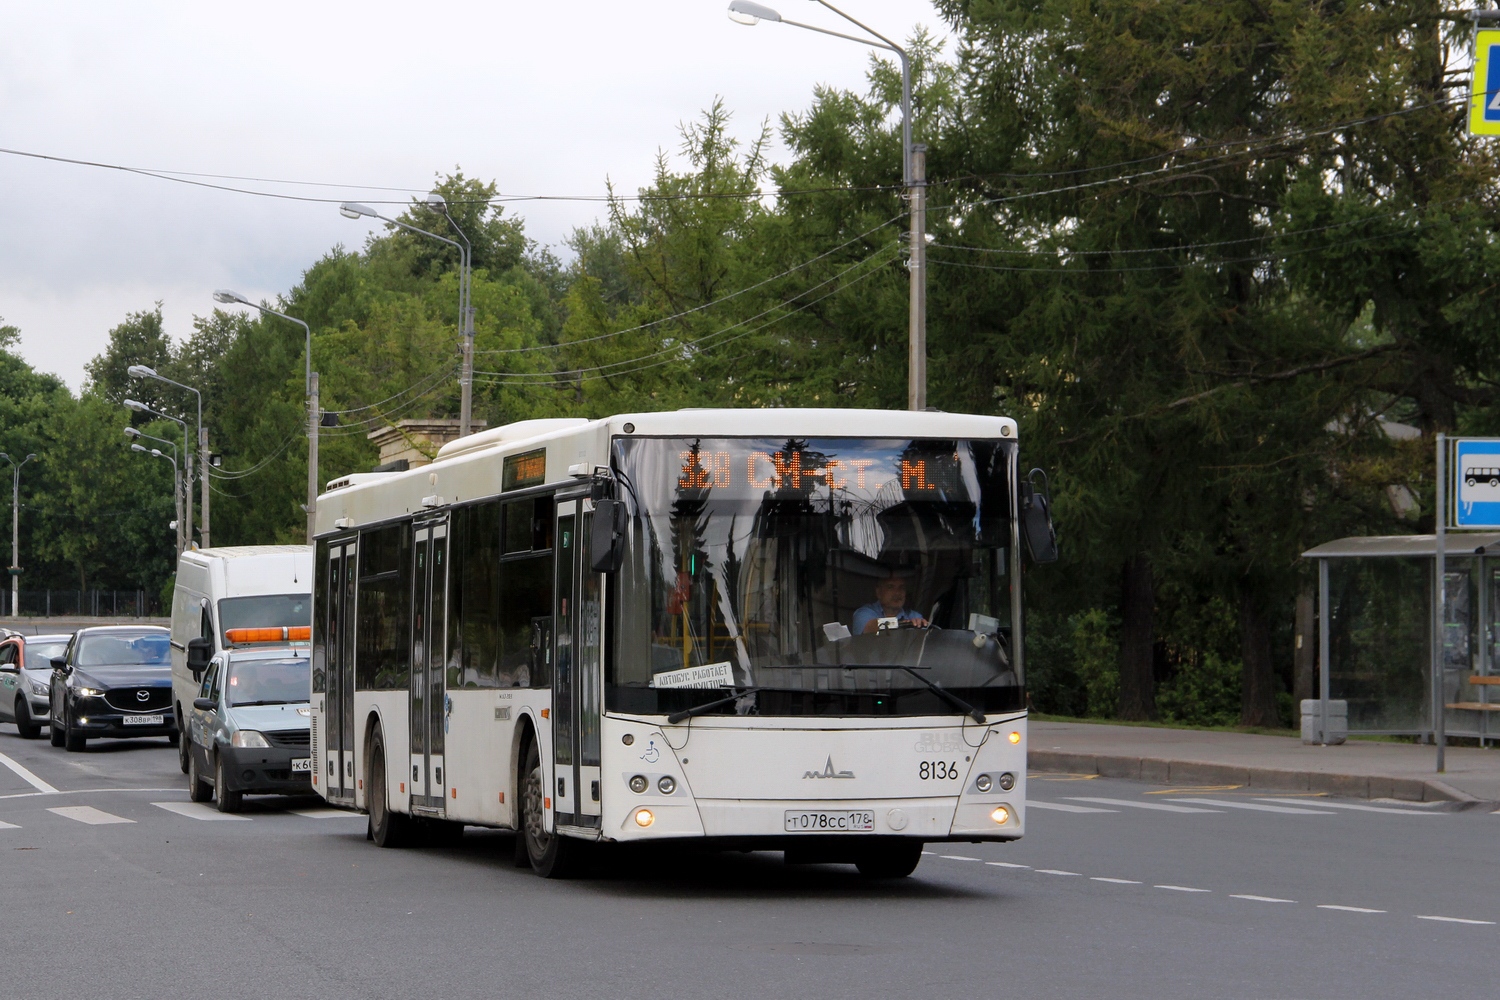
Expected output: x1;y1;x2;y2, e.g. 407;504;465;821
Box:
122;714;164;726
290;758;311;773
784;809;875;832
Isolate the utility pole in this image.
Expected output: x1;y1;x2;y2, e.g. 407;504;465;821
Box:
908;145;927;412
308;371;319;543
200;424;210;549
1;453;36;617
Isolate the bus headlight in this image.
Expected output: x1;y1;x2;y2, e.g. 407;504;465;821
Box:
975;774;993;793
629;775;648;794
657;775;676;795
1008;731;1022;745
998;772;1015;791
634;808;654;827
991;806;1010;825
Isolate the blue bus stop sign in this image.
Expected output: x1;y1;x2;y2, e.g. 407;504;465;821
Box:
1454;439;1500;527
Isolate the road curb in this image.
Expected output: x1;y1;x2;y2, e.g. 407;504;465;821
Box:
1028;749;1485;805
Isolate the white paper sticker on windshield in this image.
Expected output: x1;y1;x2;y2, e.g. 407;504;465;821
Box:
650;661;736;689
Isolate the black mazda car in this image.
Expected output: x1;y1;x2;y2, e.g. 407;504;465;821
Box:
49;626;176;751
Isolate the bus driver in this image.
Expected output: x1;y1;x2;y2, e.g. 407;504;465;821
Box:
853;571;929;634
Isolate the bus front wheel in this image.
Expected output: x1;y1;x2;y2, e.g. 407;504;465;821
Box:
368;730;411;848
855;841;924;879
522;740;578;878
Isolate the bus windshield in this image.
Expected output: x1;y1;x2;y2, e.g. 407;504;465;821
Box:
609;436;1021;719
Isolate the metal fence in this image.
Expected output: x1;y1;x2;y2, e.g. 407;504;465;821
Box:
11;589;162;618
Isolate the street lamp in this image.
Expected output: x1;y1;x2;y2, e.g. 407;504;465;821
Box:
340;201;476;436
214;290;319;544
727;0;928;410
0;452;36;617
125;428;182;554
127;366;210;548
124;398;193;549
130;443;183;557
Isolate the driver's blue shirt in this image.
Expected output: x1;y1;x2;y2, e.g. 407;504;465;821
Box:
852;603;923;635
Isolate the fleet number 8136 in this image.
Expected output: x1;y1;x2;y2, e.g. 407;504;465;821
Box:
919;761;958;780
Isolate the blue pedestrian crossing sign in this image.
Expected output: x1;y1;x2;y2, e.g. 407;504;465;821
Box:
1471;29;1500;136
1455;439;1500;527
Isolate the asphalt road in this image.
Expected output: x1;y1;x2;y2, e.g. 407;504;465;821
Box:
0;722;1493;1000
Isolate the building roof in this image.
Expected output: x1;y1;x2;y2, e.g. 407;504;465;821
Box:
1303;533;1500;559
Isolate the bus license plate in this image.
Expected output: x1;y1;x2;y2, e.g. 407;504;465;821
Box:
784;810;875;832
290;758;312;773
122;714;164;726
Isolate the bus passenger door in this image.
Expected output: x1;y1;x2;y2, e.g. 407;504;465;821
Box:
411;520;448;813
325;538;357;804
552;500;602;830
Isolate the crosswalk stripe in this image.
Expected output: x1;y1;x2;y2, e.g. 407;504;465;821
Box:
1319;905;1385;914
1067;797;1225;814
1155;884;1211;893
940;855;981;861
1256;797;1444;816
289;808;357;820
1029;801;1118;813
47;805;133;825
1168;798;1334;815
1091;877;1142;884
1417;915;1495;925
152;802;251;822
0;819;18;830
1231;894;1297;903
0;750;59;794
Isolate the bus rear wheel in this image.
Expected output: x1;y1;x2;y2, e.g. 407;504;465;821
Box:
369;731;411;848
855;841;924;879
521;739;578;878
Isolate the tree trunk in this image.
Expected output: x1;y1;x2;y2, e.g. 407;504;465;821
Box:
1240;587;1280;727
1118;554;1156;721
1293;582;1315;706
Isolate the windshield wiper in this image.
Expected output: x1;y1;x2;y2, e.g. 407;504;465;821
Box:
666;687;763;725
231;699;291;707
838;665;986;724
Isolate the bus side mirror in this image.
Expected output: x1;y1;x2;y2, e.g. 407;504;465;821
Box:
1020;470;1058;565
187;636;213;678
590;499;628;573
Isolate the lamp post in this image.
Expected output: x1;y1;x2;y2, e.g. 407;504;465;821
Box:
213;291;318;543
127;366;209;548
125;428;182;555
131;443;183;557
124;399;192;549
340;201;475;435
0;452;36;617
727;0;926;410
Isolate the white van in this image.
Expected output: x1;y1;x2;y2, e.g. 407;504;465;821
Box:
170;545;313;774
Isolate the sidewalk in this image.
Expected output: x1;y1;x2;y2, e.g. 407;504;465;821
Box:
1029;720;1500;805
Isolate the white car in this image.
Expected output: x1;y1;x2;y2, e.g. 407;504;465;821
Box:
0;632;72;739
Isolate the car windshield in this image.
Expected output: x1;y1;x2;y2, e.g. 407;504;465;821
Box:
220;594;312;645
24;640;69;666
609;436;1021;718
227;657;311;707
76;633;170;668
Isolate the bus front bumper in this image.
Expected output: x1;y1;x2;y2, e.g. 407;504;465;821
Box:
612;796;1023;843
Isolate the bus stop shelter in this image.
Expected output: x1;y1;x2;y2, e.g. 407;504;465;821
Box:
1303;533;1500;745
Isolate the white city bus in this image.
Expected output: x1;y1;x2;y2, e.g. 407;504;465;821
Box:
311;409;1042;878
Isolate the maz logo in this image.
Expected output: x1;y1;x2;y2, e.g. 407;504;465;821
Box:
803;756;855;779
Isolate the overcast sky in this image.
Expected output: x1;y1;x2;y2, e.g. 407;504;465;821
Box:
0;1;942;390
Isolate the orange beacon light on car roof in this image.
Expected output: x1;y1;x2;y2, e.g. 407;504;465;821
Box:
224;626;311;643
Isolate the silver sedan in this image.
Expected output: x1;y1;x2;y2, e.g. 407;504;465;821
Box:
0;632;73;739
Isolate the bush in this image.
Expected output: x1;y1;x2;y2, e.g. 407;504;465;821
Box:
1157;651;1241;727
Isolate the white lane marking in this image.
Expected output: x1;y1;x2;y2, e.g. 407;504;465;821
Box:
940;855;981;861
1155;884;1211;893
1319;905;1386;914
1168;798;1334;815
152;802;251;822
47;805;133;825
0;819;19;830
1231;894;1297;903
289;808;356;820
1035;869;1082;876
921;851;936;855
985;862;1029;869
1029;801;1119;814
0;787;184;801
1256;798;1445;816
1067;797;1225;814
1091;877;1142;884
1417;915;1496;926
0;750;59;794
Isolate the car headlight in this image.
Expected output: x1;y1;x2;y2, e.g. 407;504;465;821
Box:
231;730;269;748
29;681;49;697
73;686;105;698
